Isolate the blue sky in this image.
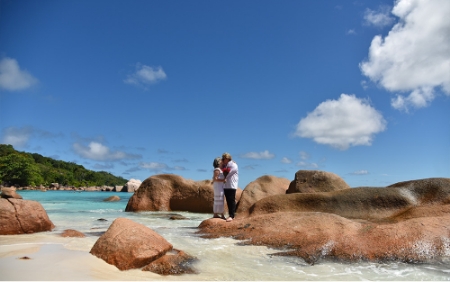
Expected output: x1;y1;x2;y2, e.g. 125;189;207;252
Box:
1;0;449;188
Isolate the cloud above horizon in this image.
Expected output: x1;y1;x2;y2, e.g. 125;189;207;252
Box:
1;126;62;148
139;161;186;172
73;141;141;161
350;170;369;175
0;57;38;91
360;0;450;111
294;94;387;150
124;63;167;87
240;150;275;160
281;157;292;164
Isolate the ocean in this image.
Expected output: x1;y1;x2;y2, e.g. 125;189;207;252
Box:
0;190;449;281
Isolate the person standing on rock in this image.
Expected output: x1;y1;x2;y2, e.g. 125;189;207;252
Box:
221;152;238;222
212;157;226;219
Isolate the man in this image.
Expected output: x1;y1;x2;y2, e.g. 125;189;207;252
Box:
221;152;238;222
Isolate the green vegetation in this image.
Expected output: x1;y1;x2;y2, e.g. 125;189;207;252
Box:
0;144;128;187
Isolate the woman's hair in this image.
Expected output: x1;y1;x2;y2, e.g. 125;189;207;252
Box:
213;157;222;168
222;152;232;160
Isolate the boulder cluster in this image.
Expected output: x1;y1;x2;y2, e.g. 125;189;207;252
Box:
125;174;242;213
197;171;450;264
121;171;450;264
2;170;450;273
2;178;143;192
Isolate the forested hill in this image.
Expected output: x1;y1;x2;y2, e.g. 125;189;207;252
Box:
0;144;128;187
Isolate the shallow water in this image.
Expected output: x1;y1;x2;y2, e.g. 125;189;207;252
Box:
0;190;449;281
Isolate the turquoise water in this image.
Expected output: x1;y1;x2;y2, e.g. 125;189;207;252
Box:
1;190;450;281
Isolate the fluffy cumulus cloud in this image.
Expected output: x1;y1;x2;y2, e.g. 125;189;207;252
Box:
0;57;38;91
281;157;292;164
294;94;387;150
73;141;141;161
124;63;167;87
240;150;275;160
363;5;395;28
360;0;450;111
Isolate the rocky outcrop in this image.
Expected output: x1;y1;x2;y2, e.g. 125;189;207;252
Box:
90;217;196;274
247;178;450;220
198;210;450;264
236;175;290;218
125;174;242;213
0;198;55;235
90;217;173;270
61;229;85;237
121;178;142;192
1;187;23;199
103;195;120;202
286;170;350;194
198;175;450;264
142;249;198;275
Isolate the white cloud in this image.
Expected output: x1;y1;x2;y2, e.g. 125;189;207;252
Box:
139;162;186;172
360;0;450;111
363;5;395;28
124;64;167;87
0;57;38;91
297;161;318;169
350;170;369;175
73;141;140;161
294;94;387;150
281;157;292;164
173;166;186;171
1;126;32;147
299;151;309;160
240;150;275;160
140;162;168;171
1;126;62;148
347;29;356;35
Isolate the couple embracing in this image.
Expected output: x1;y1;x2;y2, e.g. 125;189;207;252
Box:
212;152;238;222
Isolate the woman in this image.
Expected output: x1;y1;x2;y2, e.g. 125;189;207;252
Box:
212;157;226;219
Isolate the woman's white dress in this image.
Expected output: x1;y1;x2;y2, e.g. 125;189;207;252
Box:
213;168;225;213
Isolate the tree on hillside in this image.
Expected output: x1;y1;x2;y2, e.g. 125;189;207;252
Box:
0;144;128;187
0;153;44;186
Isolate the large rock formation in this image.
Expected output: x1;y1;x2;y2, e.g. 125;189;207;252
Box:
236;175;290;218
118;178;142;192
1;187;23;199
90;217;173;270
248;178;450;220
198;174;450;264
0;198;55;235
286;170;350;194
90;217;197;274
125;174;242;213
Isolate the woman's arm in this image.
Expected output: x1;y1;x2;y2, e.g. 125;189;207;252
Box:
212;169;225;182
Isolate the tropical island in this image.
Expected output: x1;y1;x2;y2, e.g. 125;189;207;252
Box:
0;144;128;189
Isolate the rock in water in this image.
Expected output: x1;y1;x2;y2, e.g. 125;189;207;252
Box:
103;195;120;202
0;198;54;235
